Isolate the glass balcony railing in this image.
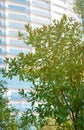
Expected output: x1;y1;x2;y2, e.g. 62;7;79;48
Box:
8;14;30;21
0;51;6;54
11;95;23;100
0;61;5;64
32;0;50;9
8;5;30;12
0;23;5;26
8;49;29;55
32;16;50;24
0;41;6;44
12;104;20;110
8;41;27;47
12;103;31;112
0;32;6;36
32;9;50;17
0;14;5;17
20;103;31;112
12;0;29;3
9;22;25;29
0;5;5;9
0;74;33;92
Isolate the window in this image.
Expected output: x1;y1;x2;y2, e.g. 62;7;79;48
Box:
8;5;27;12
0;58;2;63
0;12;5;17
9;22;25;28
0;48;2;54
0;30;5;35
68;0;73;3
8;13;29;21
6;76;32;88
0;21;5;26
0;67;2;70
12;103;20;110
9;40;26;46
13;0;28;3
32;7;50;16
9;49;29;55
9;31;18;36
0;39;1;44
32;0;50;9
52;4;65;14
32;16;50;24
11;92;22;100
21;103;31;112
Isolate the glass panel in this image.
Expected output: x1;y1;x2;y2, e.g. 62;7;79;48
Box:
32;16;50;24
32;0;50;9
3;76;33;89
0;48;2;54
8;5;28;12
9;40;27;46
32;7;50;16
0;58;2;63
9;49;29;55
0;31;6;35
11;92;22;100
8;13;29;21
20;103;31;112
12;103;20;110
9;22;25;28
9;31;18;36
13;0;27;2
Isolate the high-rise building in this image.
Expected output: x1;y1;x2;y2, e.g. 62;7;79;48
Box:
0;0;80;111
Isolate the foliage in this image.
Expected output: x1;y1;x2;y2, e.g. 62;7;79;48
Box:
41;118;58;130
74;0;84;17
0;80;19;130
74;0;84;36
2;15;84;130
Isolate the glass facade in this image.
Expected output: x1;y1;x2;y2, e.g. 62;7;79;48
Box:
0;0;31;112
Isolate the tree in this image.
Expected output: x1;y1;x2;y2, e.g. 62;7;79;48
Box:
0;80;19;130
2;15;84;130
41;118;57;130
74;0;84;16
74;0;84;38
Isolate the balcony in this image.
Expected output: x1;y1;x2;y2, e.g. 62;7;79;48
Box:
32;9;50;17
8;5;30;13
0;4;5;9
32;0;50;9
0;51;6;55
0;23;5;27
0;60;5;64
8;14;30;22
0;32;6;36
20;103;31;112
9;22;25;29
8;41;27;47
0;14;5;17
11;95;23;100
12;0;30;4
0;41;6;45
